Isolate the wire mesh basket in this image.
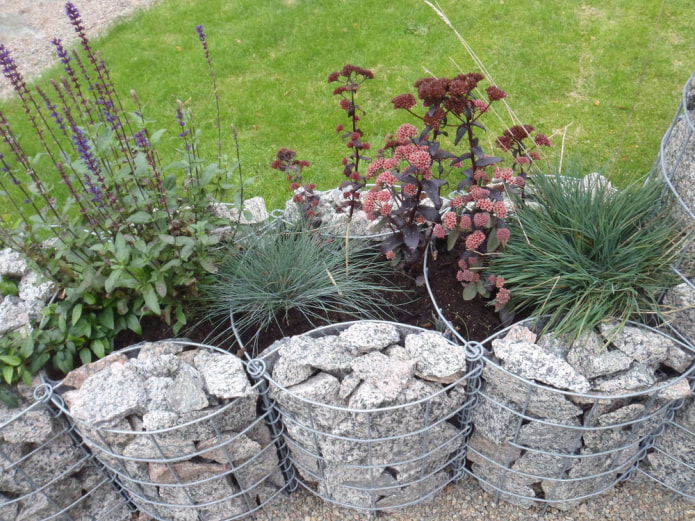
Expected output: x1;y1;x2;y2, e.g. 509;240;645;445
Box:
0;381;132;521
253;320;480;514
466;318;695;511
638;377;695;500
662;266;695;349
652;70;695;281
52;341;288;521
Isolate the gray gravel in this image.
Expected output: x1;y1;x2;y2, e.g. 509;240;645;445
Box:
0;0;161;99
256;472;693;521
2;2;694;520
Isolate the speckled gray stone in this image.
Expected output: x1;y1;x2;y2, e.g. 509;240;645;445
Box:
338;322;401;354
64;361;147;425
492;338;591;393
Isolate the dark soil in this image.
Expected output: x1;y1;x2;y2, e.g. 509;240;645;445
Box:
115;243;505;356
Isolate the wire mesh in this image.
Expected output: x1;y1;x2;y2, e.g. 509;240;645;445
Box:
651;69;695;281
51;341;288;521
465;318;695;511
662;267;695;349
254;320;479;514
637;377;695;500
0;382;132;521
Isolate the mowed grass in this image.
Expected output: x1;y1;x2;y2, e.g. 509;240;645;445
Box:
1;0;692;211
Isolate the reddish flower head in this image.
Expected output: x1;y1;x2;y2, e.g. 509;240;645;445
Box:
486;85;508;102
534;133;552;147
396;123;418;143
497;227;511;244
391;93;417;110
465;230;486;251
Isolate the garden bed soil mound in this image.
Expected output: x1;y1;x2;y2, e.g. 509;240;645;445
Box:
115;250;503;356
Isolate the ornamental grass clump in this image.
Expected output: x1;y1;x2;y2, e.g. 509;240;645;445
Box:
198;223;406;355
488;171;686;343
0;4;240;380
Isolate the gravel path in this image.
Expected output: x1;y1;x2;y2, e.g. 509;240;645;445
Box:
0;0;161;99
1;2;693;520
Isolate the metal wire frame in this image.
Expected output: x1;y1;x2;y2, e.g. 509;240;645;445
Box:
663;266;695;349
465;318;695;512
637;376;695;500
253;320;481;515
0;382;133;521
50;341;290;521
650;70;695;279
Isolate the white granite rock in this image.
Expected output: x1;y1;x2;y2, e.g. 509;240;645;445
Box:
492;338;591;393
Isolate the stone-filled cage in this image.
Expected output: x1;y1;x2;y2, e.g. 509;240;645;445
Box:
254;320;480;514
0;381;132;520
51;341;289;521
652;69;695;281
466;319;695;511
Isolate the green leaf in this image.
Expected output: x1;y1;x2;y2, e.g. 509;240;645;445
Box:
176;236;196;261
0;387;19;407
2;366;14;385
114;233;130;263
126;313;142;334
20;369;33;387
0;277;19;296
104;268;123;293
154;279;167;298
476;280;490;299
71;302;83;326
158;234;176;245
19;338;34;358
127;211;154;224
142;285;162;314
0;355;21;366
160;258;182;272
462;283;478;301
79;348;92;365
446;230;460;252
486;229;500;252
199;257;217;273
150;128;167;144
91;339;107;359
98;307;115;329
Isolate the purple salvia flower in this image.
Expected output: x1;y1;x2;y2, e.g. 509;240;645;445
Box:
66;3;90;52
71;126;103;184
176;107;189;137
52;38;71;67
133;130;150;149
196;25;212;67
0;44;29;98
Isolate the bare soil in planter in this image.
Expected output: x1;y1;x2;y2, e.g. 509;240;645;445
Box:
115;245;504;356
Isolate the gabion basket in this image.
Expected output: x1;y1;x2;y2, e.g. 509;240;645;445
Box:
253;320;480;514
662;266;695;349
466;318;695;511
0;382;132;521
638;377;695;500
652;69;695;280
52;341;288;521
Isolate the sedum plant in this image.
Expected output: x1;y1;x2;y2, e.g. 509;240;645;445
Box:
488;171;685;343
278;66;551;310
198;223;406;355
0;4;240;378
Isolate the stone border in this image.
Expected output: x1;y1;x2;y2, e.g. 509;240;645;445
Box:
256;320;479;513
0;382;132;520
466;318;695;511
51;341;288;521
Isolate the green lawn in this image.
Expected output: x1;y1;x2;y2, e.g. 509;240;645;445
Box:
2;0;692;210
